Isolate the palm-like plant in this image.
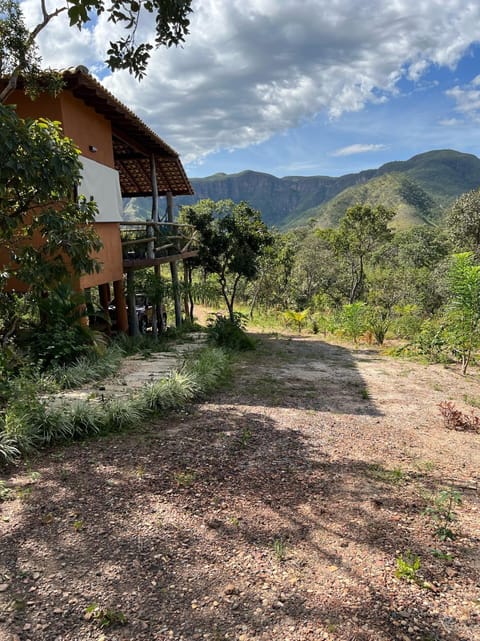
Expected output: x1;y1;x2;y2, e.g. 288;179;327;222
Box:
283;308;310;333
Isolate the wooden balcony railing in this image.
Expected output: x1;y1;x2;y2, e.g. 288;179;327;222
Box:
119;221;199;268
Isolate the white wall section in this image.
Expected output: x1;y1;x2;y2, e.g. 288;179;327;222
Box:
79;156;124;222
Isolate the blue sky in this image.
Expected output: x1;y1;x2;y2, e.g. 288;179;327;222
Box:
24;0;480;178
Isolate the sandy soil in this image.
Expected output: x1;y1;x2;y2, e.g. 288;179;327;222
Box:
0;333;479;641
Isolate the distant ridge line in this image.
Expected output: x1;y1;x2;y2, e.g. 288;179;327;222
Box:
123;150;480;229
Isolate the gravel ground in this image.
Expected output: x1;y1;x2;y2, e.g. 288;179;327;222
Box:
0;334;479;641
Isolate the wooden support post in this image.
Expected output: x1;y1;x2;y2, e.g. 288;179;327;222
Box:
154;264;165;332
167;191;182;328
126;269;139;336
113;279;128;333
183;261;190;320
147;153;159;260
170;260;182;327
150;154;160;335
97;283;111;334
98;283;110;310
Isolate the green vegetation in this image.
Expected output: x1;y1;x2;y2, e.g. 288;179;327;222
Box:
367;463;405;484
272;537;287;561
181;199;273;321
84;603;128;629
339;302;368;345
424;488;462;541
178;150;480;229
0;106;101;294
0;479;13;500
283;308;310;333
443;252;480;374
431;549;453;562
0;344;231;465
206;312;256;351
395;551;421;583
238;426;253;448
173;470;197;488
314;174;435;229
446;187;480;255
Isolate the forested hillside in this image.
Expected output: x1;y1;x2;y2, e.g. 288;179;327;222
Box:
124;149;480;229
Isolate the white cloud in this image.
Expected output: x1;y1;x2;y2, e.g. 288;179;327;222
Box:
446;77;480;122
22;0;480;163
21;0;100;70
439;117;462;126
332;144;387;157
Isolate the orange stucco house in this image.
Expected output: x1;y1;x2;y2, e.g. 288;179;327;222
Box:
3;66;194;333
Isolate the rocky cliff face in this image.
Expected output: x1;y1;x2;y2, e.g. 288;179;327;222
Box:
178;168;377;227
126;150;480;228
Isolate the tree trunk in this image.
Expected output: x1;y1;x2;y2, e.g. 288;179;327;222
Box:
170;261;182;327
349;256;364;303
219;275;234;322
461;350;471;375
165;191;182;328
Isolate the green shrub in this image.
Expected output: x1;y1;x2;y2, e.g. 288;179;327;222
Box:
103;397;143;432
207;313;256;351
68;401;104;437
20;283;105;369
184;347;231;394
113;333;168;357
395;551;421;583
410;319;449;362
26;324;93;368
365;306;390;345
283;308;310;333
392;304;423;339
139;372;198;412
3;392;49;452
339;302;368;344
0;426;20;465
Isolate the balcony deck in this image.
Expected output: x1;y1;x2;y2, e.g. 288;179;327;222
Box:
120;220;199;271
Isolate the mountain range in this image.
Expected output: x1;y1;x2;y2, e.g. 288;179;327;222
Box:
123;150;480;229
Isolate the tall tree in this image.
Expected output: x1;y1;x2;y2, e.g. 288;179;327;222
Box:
181;199;273;321
388;226;449;270
334;204;395;303
290;228;351;308
247;231;298;315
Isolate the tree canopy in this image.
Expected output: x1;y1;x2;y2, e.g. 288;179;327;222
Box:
69;0;192;78
446;187;480;257
181;199;273;321
334;204;395;303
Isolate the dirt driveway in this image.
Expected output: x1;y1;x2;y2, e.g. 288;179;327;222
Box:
0;334;479;641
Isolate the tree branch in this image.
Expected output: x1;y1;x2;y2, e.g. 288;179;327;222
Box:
29;2;67;44
0;3;67;103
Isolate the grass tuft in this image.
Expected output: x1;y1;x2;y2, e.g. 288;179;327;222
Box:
49;344;125;389
0;345;231;464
